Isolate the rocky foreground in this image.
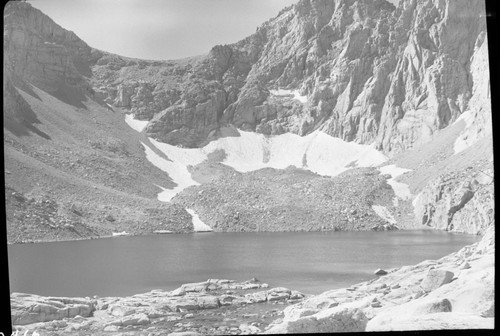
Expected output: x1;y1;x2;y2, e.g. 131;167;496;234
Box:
11;279;306;335
11;226;494;334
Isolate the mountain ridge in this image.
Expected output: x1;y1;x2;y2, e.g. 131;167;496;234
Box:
3;0;494;242
5;0;491;152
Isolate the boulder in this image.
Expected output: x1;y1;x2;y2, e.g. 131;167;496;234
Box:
267;292;290;301
245;291;267;303
459;261;471;270
120;313;150;326
413;298;452;314
108;304;136;317
239;323;261;335
181;282;208;292
420;270;454;292
267;287;292;301
265;306;368;334
103;325;119;332
170;287;186;296
242;283;261;290
289;290;305;300
374;269;388;276
219;294;239;306
268;287;292;294
196;296;219;309
10;293;95;326
167;297;199;311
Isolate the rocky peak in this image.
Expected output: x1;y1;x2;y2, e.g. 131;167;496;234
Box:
3;1;98;92
3;0;490;155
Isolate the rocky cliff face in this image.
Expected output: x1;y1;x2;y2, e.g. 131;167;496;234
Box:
4;0;490;152
88;0;489;155
3;1;99;92
414;166;494;233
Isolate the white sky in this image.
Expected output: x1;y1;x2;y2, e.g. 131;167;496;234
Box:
26;0;299;61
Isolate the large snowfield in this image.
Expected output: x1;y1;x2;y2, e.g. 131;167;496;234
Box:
125;119;414;227
147;129;388;197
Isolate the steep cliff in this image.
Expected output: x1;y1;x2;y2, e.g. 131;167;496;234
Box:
3;1;98;92
5;0;489;152
84;0;490;155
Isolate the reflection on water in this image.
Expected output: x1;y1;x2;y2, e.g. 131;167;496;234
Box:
8;230;479;297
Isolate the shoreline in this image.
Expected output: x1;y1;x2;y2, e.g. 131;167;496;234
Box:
6;226;480;245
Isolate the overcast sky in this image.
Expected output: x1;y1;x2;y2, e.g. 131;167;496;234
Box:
26;0;299;61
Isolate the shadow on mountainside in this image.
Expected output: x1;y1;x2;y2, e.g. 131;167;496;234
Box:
48;82;88;110
3;80;51;140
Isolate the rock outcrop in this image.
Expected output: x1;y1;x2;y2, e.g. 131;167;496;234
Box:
3;1;99;93
413;165;494;234
10;293;96;325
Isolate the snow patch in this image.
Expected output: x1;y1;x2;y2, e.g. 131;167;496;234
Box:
141;142;200;202
412;192;422;208
125;114;149;132
453;110;475;154
112;231;129;237
153;230;173;234
454;110;475;128
146;130;388;201
372;205;397;224
379;164;412;203
270;88;308;103
186;208;212;232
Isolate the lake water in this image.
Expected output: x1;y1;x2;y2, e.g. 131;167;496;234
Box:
8;231;479;297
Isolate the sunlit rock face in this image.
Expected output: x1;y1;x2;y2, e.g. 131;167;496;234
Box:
3;1;99;92
96;0;490;153
227;0;490;154
4;0;489;153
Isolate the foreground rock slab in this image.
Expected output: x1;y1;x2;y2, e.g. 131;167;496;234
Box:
10;294;95;326
11;278;306;335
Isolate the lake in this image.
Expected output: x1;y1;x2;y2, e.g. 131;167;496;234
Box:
8;230;479;297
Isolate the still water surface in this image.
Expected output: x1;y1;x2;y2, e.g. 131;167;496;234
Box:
8;231;479;297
